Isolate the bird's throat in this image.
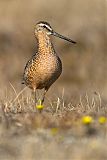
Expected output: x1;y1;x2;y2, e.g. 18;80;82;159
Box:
37;31;54;55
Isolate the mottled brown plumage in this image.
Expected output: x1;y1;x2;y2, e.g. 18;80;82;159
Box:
23;21;76;105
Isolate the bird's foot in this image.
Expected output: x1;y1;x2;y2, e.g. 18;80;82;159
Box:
35;99;44;113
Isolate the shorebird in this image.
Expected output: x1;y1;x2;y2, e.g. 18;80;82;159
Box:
22;21;76;105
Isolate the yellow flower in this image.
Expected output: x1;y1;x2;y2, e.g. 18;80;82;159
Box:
36;99;44;110
82;116;93;125
51;128;58;135
98;116;106;124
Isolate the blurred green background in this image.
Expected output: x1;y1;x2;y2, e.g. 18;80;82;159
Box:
0;0;106;99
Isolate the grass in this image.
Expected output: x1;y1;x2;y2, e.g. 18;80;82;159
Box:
0;77;107;160
0;86;107;159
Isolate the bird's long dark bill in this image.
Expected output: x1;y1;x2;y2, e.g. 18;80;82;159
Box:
52;31;76;44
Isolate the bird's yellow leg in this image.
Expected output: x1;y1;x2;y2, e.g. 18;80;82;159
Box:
41;88;48;104
33;88;37;106
36;99;44;113
35;88;48;112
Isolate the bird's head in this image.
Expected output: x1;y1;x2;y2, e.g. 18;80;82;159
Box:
34;21;76;44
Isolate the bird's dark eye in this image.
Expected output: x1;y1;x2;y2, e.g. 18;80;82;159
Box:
42;25;52;32
43;25;48;29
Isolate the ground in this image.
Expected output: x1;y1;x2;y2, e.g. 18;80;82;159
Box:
0;89;107;160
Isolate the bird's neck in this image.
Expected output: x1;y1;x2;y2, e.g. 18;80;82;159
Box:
36;31;55;55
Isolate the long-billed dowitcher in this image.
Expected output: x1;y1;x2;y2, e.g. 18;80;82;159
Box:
22;21;76;105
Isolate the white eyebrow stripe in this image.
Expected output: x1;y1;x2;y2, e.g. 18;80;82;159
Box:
39;23;52;31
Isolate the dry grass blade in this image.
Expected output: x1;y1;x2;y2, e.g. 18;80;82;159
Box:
8;86;27;110
9;82;21;108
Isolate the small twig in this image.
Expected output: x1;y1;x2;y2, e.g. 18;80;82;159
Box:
56;97;60;113
79;95;84;109
91;97;96;109
61;88;65;100
85;92;90;110
94;91;102;112
97;92;102;112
